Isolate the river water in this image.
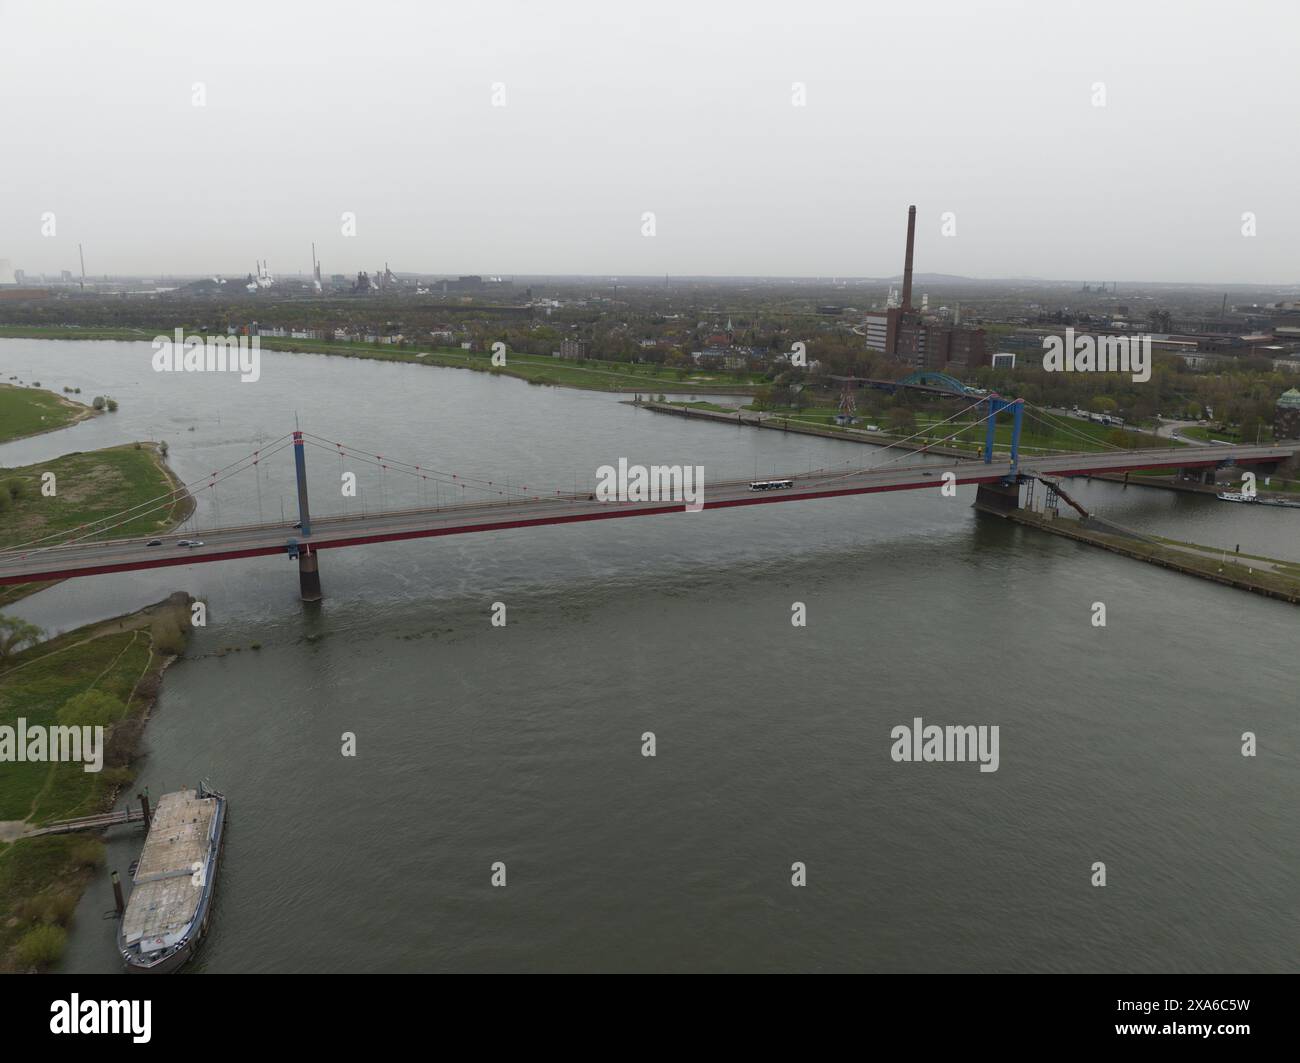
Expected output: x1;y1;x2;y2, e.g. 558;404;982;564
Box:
2;338;1295;973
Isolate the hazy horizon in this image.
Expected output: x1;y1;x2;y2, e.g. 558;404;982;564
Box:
3;0;1297;284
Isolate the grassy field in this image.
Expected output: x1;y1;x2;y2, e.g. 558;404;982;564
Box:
0;325;766;393
908;413;1171;454
0;628;150;823
0;595;191;971
725;402;1178;455
663;400;745;414
0;443;192;550
1179;424;1275;445
0;326;160;342
0;384;94;444
0;443;193;606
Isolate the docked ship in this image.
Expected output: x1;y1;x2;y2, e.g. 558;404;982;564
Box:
118;782;227;973
1216;491;1300;508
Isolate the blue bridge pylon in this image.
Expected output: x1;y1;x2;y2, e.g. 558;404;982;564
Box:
982;394;1025;477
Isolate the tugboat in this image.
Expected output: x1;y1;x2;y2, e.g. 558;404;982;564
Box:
118;781;227;973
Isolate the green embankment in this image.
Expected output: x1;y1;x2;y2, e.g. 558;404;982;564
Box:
0;384;94;444
0;326;764;393
0;596;192;971
668;399;1178;455
1017;515;1300;602
1179;424;1275;445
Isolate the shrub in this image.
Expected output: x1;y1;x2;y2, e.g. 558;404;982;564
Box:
42;891;80;925
99;766;134;789
0;614;43;659
13;897;43;923
104;718;143;768
57;689;125;728
68;839;105;870
151;619;186;656
15;925;66;970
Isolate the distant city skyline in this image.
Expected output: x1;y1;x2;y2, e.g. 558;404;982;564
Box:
3;267;1297;292
2;0;1297;284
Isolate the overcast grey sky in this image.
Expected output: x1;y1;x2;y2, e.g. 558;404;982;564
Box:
2;0;1296;283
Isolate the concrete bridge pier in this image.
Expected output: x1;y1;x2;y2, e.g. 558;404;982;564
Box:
292;430;322;603
973;480;1021;514
298;548;322;602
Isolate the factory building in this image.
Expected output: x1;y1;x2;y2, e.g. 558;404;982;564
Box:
862;205;987;372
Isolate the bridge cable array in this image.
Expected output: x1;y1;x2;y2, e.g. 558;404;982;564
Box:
2;399;1188;563
805;397;1001;486
1;435;296;558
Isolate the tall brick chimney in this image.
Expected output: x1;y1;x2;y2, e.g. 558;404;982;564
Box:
901;205;917;312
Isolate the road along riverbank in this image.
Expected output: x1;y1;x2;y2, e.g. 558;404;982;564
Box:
994;507;1300;605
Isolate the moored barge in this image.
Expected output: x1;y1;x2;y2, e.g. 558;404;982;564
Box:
117;782;226;973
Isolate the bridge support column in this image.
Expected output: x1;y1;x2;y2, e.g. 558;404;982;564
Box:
298;547;322;603
292;430;323;602
982;394;1025;475
1178;466;1215;485
973;481;1021;514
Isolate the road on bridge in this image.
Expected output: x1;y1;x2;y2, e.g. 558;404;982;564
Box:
0;442;1292;586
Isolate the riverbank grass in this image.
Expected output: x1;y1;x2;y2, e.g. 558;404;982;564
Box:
0;384;94;444
0;595;192;971
0;326;765;393
0;443;193;606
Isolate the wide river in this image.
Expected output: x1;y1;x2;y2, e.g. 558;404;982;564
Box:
2;338;1295;973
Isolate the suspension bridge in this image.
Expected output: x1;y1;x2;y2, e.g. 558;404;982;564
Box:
0;397;1293;601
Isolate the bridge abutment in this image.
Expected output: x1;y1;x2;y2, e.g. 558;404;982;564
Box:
973;480;1021;514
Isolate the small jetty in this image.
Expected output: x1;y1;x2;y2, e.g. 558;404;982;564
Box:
23;806;146;838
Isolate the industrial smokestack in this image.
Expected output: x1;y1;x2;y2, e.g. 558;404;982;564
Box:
901;205;916;312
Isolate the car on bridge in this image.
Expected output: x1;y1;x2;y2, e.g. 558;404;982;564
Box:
146;539;162;547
